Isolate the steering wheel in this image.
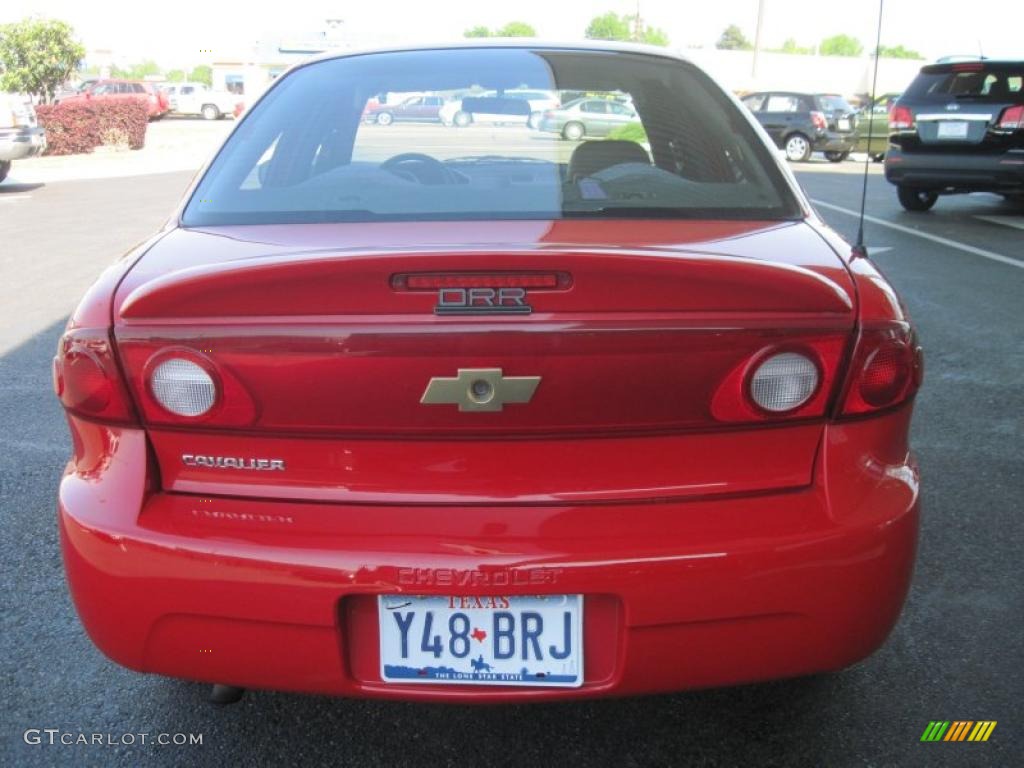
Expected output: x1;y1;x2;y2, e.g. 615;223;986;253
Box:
381;152;459;185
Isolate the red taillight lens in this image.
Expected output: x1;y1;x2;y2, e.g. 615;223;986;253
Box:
53;328;137;424
810;110;827;131
997;105;1023;130
840;325;923;415
392;272;572;290
889;105;914;130
712;335;848;423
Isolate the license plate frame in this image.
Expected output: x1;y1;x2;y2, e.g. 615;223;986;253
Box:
378;594;584;687
937;121;969;139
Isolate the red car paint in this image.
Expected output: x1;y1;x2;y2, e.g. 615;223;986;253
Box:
60;79;169;119
54;46;921;701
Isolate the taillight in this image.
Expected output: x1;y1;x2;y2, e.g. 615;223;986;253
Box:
810;111;828;131
889;105;914;130
711;336;847;423
997;105;1023;130
149;358;218;416
53;328;137;424
839;325;923;415
749;352;820;413
116;343;256;426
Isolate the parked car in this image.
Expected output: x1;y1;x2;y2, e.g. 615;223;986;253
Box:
58;79;170;120
885;59;1024;211
741;91;858;162
164;82;237;120
0;93;46;183
853;92;901;160
537;97;639;140
53;42;922;703
364;94;445;125
442;89;561;127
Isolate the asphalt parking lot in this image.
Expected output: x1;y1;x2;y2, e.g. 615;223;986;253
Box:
1;141;1021;766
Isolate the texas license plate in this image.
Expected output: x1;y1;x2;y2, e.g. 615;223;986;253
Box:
378;595;584;687
937;121;969;139
838;118;851;131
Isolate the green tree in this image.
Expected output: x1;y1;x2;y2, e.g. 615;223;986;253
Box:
771;38;814;55
819;34;863;57
585;12;632;42
0;17;86;103
165;69;187;83
188;65;212;86
876;44;923;60
716;24;753;51
639;25;669;46
496;21;536;37
112;59;161;81
585;12;669;46
463;25;492;38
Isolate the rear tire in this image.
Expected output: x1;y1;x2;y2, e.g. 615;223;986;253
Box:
897;186;938;212
562;121;585;141
201;104;220;121
784;133;812;162
0;160;10;184
825;151;849;163
376;112;393;126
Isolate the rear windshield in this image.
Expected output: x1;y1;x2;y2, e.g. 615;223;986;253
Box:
182;48;800;226
816;95;853;112
906;64;1024;102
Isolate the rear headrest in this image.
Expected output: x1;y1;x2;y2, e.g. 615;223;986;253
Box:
568;140;651;182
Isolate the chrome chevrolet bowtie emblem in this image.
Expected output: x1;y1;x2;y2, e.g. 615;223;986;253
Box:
420;368;541;412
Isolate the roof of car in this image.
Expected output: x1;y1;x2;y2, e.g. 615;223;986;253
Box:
305;39;691;65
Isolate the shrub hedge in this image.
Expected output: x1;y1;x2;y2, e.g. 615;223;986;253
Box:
35;98;148;155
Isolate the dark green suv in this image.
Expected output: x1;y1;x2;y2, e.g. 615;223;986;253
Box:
853;93;901;160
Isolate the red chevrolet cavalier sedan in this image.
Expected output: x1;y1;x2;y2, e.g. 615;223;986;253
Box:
54;43;922;702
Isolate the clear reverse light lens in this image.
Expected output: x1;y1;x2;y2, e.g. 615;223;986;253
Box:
750;352;819;412
150;358;216;417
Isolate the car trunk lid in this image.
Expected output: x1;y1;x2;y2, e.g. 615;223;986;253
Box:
114;219;855;504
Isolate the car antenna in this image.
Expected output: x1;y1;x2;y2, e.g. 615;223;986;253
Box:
854;0;886;259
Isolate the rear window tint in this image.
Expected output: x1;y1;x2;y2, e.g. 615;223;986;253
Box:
907;65;1024;102
816;95;853;112
183;48;800;226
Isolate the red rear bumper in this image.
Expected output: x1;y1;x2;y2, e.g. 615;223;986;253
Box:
58;408;918;701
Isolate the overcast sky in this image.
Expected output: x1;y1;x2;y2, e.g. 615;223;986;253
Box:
4;0;1022;67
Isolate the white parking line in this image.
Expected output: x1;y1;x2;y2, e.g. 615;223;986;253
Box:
811;199;1023;270
973;215;1024;231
